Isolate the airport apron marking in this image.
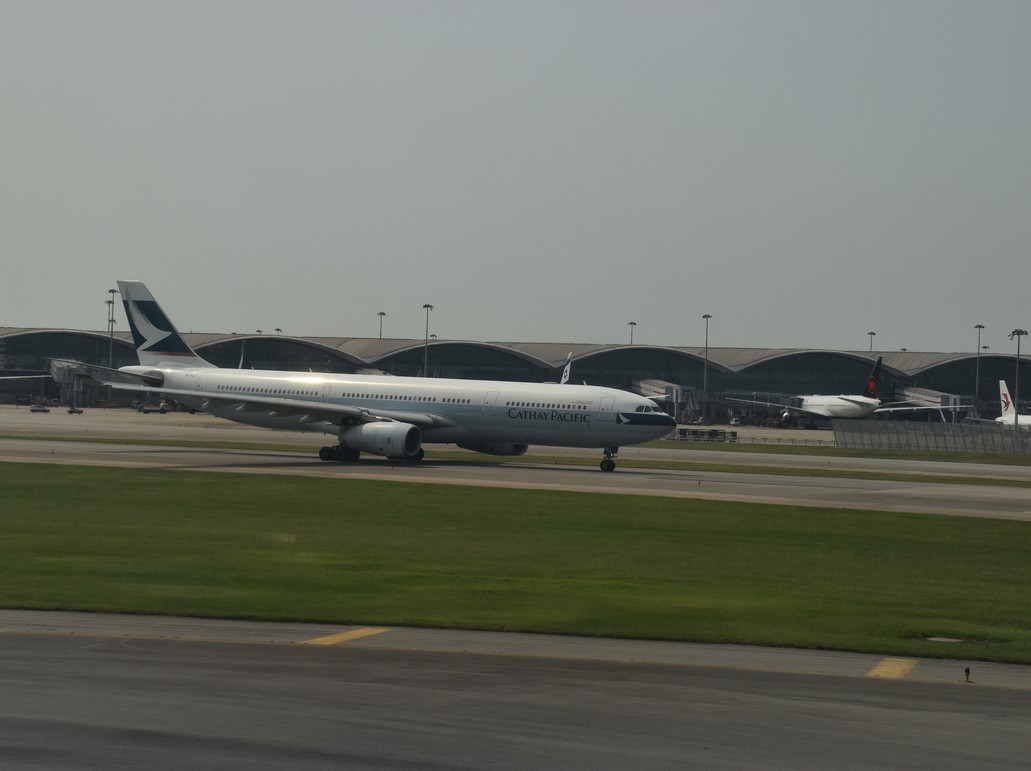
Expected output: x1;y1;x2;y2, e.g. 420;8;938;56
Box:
866;657;918;679
302;627;391;645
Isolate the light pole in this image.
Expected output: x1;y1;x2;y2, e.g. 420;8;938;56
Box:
1010;329;1027;432
975;324;985;408
702;314;712;421
106;288;117;368
422;304;434;377
867;331;876;352
627;321;636;345
378;311;386;339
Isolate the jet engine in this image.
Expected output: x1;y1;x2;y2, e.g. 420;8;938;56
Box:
457;441;529;456
340;422;422;458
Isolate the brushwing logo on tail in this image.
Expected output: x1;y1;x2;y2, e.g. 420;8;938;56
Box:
126;299;173;353
124;298;196;357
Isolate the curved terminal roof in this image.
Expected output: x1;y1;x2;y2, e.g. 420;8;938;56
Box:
1;328;1028;397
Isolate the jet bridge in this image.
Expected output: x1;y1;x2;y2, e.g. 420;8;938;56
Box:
631;379;697;421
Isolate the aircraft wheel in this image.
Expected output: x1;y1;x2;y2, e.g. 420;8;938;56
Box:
410;448;425;462
600;458;616;472
319;446;335;462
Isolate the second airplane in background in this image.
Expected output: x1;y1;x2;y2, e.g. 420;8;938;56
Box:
729;357;963;420
994;380;1031;429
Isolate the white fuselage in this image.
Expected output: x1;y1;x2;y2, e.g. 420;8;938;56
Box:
125;365;676;450
995;413;1031;430
794;394;881;419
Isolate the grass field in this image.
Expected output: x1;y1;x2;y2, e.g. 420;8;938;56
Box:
4;462;1031;664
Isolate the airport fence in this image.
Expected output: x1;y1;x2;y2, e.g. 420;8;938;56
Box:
665;428;835;446
832;420;1031;455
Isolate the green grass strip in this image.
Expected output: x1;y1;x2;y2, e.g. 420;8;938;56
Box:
3;462;1031;663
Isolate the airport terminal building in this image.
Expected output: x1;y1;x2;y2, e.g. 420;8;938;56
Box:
2;326;1029;423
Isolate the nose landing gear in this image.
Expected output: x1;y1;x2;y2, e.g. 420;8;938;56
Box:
600;446;619;472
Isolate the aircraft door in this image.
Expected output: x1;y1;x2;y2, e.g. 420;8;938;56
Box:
598;394;615;421
483;390;500;415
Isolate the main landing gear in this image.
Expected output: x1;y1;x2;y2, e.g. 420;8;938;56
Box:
600;446;619;472
319;445;360;462
317;445;426;463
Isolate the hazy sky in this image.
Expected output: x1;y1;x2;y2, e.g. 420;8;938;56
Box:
3;1;1030;353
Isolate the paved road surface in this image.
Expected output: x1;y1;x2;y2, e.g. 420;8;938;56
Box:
1;433;1028;519
3;611;1030;771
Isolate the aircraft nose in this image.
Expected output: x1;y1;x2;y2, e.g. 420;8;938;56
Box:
619;410;677;430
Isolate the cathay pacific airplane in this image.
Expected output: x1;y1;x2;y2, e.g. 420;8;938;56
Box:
98;281;675;471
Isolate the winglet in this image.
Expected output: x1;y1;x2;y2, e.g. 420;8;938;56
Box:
117;280;214;368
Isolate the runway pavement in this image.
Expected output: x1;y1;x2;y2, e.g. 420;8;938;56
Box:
3;610;1031;770
2;406;1029;519
4;407;1031;768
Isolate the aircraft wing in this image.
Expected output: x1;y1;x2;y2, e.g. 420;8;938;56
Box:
873;403;968;413
51;359;457;429
837;397;875;407
725;396;812;415
727;396;784;409
0;375;50;380
50;359;128;380
97;381;458;430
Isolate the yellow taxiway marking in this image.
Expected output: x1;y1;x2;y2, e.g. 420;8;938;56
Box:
302;627;390;646
866;657;918;679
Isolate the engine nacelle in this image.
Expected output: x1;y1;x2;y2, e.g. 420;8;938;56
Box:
457;441;529;457
340;422;422;458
